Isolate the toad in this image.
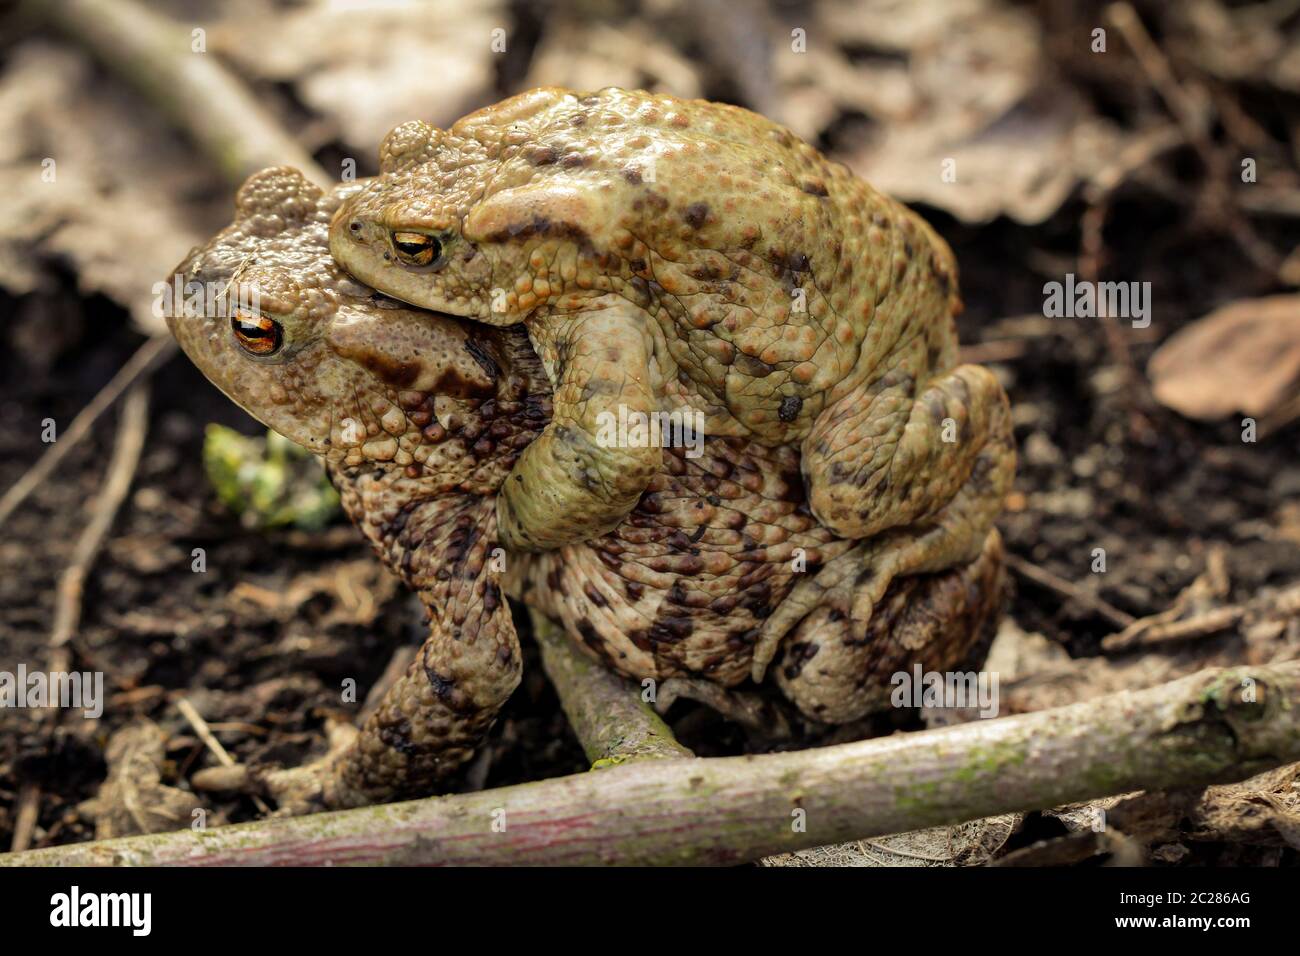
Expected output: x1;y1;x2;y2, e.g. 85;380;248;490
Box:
166;167;1007;812
329;88;1015;627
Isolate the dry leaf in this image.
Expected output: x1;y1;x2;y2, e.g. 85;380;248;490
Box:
760;813;1021;867
1148;295;1300;421
525;20;701;98
209;0;502;156
0;43;214;333
782;0;1121;224
79;719;205;839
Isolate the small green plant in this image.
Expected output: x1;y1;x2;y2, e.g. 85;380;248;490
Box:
202;425;340;530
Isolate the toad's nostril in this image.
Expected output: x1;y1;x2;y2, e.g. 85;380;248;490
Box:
349;221;362;233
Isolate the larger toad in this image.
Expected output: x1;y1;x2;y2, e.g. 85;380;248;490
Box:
330;87;1015;584
166;167;1006;812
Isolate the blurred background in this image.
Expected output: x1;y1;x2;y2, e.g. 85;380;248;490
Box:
1;0;1298;863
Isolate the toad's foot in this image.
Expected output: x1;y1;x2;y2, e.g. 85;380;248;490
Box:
261;721;360;815
774;529;1005;723
497;297;661;552
655;678;794;739
752;424;1010;684
802;362;1014;544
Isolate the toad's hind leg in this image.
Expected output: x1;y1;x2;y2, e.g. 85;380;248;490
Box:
266;504;520;813
802;363;1012;542
497;296;662;552
774;530;1005;724
753;387;1013;682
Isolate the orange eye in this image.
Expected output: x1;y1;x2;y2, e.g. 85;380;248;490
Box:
392;231;440;266
231;311;283;356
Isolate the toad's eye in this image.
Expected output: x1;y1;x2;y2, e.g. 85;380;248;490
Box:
231;311;283;356
392;231;440;266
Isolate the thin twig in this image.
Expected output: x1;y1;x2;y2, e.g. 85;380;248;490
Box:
1106;2;1283;278
8;784;42;854
0;335;173;532
48;382;151;665
5;661;1297;866
1005;552;1136;629
175;698;271;815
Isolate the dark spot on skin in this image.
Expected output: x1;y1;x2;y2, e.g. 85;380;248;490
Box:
683;202;709;229
738;580;772;613
358;354;421;388
629;258;646;274
463;337;501;383
378;719;420;756
648;613;695;644
560;153;588;169
423;668;457;704
625;580;644;601
529;146;558;166
727;627;758;650
735;353;773;378
786;251;811;273
710;594;739;614
931;258;952;297
622;166;643;185
782;641;820;681
583;583;609;608
801;179;829;197
778;395;803;423
576;618;602;649
483;214;590;247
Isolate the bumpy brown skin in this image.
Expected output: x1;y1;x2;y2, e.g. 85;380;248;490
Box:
330;87;1014;587
168;166;1005;811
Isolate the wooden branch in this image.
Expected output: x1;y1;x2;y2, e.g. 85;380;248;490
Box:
5;661;1298;866
531;609;692;765
27;0;329;187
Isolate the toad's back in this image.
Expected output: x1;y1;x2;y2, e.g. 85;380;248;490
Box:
443;87;964;441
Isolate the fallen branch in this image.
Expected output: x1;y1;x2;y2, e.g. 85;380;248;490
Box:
27;0;329;187
531;610;692;764
5;661;1298;866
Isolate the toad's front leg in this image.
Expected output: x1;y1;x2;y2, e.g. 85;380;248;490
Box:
266;500;520;813
497;297;662;552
